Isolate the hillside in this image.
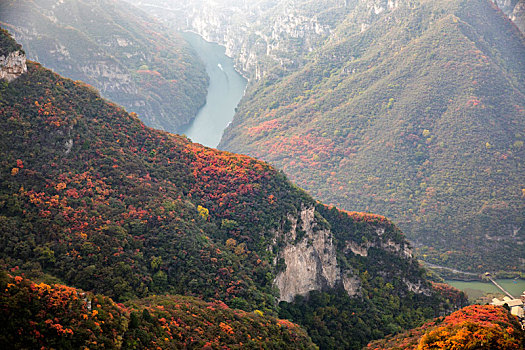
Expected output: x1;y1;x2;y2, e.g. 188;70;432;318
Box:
0;0;208;132
217;0;525;275
367;304;525;349
0;28;462;348
0;272;316;349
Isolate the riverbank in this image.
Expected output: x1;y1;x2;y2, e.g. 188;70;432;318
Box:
445;279;525;302
421;261;525;281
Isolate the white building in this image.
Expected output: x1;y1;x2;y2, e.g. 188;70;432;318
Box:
491;296;524;318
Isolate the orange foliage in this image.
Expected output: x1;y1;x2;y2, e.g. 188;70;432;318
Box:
368;305;525;349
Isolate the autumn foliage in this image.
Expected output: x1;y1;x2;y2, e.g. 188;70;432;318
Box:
367;305;525;349
0;28;458;349
0;272;316;349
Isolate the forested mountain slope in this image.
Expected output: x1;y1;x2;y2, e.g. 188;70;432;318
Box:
367;304;525;349
0;272;316;349
0;0;208;132
0;28;461;348
218;0;525;274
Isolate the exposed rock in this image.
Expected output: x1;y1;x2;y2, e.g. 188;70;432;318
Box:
382;239;413;259
342;273;361;296
274;205;422;302
495;0;517;14
0;50;27;82
344;231;412;259
346;241;370;257
403;278;431;296
495;0;525;33
64;139;73;155
511;0;525;33
274;207;340;302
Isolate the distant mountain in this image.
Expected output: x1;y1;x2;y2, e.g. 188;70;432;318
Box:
204;0;525;275
367;304;525;349
0;0;208;132
0;28;460;348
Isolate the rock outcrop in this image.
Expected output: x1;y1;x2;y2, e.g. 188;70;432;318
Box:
274;207;340;302
495;0;525;33
0;50;26;81
511;0;525;33
274;205;429;302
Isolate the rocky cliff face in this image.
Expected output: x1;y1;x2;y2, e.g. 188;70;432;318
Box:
132;0;412;81
274;207;341;302
274;205;429;302
0;50;26;81
511;0;525;33
132;0;350;79
495;0;525;33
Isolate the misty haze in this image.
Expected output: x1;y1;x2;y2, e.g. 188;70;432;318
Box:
0;0;524;348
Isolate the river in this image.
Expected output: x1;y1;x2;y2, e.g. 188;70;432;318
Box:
445;279;525;301
179;32;247;147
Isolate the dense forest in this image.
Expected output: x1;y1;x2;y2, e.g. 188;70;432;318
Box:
367;304;525;349
0;271;316;349
0;27;469;348
0;0;208;132
219;0;525;275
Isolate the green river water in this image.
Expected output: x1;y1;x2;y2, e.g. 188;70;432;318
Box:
445;279;525;300
180;32;247;147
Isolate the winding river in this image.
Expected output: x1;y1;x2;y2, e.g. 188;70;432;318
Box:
179;32;247;147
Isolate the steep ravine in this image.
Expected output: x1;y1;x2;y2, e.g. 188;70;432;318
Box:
130;0;440;305
130;0;345;80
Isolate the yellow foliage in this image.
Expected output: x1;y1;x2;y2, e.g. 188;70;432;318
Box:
226;238;237;248
197;205;209;220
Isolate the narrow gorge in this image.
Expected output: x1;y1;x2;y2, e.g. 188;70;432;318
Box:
178;32;247;147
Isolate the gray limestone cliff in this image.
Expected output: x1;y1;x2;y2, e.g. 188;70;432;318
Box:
495;0;525;33
131;0;411;81
274;207;341;302
0;50;27;82
273;205;430;302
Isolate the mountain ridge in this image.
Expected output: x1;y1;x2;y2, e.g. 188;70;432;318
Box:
0;28;457;348
213;0;525;275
